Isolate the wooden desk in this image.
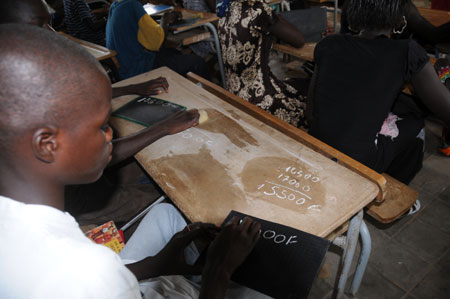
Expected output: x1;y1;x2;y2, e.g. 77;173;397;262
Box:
418;7;450;27
172;8;218;33
110;67;379;238
273;42;316;61
170;8;226;88
58;32;119;67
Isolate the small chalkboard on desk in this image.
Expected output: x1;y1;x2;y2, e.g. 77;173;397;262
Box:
224;211;330;299
112;96;185;127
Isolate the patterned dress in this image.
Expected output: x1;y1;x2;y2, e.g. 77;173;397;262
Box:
218;0;307;127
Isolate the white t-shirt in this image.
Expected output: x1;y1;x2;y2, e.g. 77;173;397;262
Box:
0;195;141;299
0;196;271;299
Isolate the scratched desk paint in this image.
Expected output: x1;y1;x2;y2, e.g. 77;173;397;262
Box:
110;67;378;238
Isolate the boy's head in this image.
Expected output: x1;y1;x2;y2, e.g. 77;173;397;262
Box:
0;24;113;187
0;0;52;28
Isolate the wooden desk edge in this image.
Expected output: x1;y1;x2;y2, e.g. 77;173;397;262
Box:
187;72;387;202
58;32;117;61
173;7;219;33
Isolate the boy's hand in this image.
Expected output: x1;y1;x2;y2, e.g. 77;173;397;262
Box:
204;216;261;278
128;77;169;95
163;109;200;135
153;223;219;276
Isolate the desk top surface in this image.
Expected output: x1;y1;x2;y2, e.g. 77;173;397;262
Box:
110;67;378;237
58;32;116;61
418;7;450;27
172;8;219;33
273;42;316;61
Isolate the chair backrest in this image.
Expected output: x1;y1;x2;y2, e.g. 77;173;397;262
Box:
280;7;327;43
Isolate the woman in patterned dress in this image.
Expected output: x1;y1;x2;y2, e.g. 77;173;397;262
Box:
218;0;310;128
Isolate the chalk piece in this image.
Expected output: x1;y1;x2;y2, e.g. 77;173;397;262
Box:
198;110;208;124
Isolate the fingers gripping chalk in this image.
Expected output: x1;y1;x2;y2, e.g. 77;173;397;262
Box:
198;110;209;124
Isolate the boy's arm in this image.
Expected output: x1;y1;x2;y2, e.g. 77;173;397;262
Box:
109;109;199;166
125;223;218;280
112;77;169;98
125;217;260;299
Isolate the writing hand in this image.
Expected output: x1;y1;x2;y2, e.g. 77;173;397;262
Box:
129;77;169;95
204;216;261;278
161;109;200;135
153;223;219;276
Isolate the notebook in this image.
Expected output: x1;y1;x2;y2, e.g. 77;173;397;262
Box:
112;96;186;127
222;211;331;299
143;4;174;16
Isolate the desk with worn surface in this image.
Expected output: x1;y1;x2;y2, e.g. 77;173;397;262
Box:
419;7;450;27
110;67;379;238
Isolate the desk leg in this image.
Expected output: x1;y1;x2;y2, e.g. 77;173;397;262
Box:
119;195;166;231
334;0;338;32
349;220;371;295
336;209;363;299
203;22;227;89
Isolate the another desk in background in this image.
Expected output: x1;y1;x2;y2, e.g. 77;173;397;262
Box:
110;67;384;298
58;32;119;68
418;7;450;26
169;8;226;87
273;42;317;62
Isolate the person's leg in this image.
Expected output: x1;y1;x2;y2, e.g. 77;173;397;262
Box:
154;47;209;79
119;203;198;264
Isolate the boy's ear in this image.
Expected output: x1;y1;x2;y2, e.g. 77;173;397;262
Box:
31;127;58;163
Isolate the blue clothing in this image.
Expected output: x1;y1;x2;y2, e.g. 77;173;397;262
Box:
106;0;158;80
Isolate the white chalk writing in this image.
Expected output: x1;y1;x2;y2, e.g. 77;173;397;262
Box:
262;230;298;245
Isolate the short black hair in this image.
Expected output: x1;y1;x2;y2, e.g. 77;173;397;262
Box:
0;23;106;160
343;0;408;33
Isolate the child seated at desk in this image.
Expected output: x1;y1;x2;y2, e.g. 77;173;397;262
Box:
341;0;450;47
106;0;208;80
308;0;450;187
217;0;310;128
0;0;203;217
63;0;107;46
0;23;261;299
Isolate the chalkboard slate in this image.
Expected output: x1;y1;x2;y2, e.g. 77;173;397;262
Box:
224;211;330;299
279;8;327;43
112;96;186;127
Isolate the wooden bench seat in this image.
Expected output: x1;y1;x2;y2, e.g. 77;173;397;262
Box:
186;72;418;223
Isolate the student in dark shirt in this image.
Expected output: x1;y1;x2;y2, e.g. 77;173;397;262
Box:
63;0;106;45
308;0;450;185
341;0;450;46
